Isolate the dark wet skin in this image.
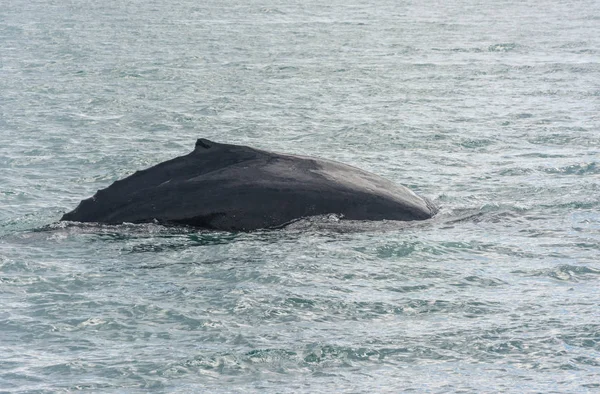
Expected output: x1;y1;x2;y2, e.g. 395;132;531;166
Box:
61;139;438;231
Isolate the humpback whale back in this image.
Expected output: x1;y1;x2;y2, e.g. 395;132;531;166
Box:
61;139;437;231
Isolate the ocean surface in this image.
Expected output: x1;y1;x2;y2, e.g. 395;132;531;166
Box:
1;0;599;392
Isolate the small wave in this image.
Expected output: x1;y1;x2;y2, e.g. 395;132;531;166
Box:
440;206;529;226
325;299;506;319
177;343;455;375
557;323;600;351
520;264;600;282
450;276;508;288
488;43;518;52
514;112;533;119
542;162;599;175
282;214;431;233
385;284;433;293
515;152;569;159
259;7;286;15
541;201;599;210
498;162;599;176
455;138;496;149
433;47;484;53
498;167;535;176
527;132;599;147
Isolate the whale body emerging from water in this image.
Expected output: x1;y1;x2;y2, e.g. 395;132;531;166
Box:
61;138;437;231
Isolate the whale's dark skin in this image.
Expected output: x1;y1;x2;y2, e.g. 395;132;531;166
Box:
61;138;437;231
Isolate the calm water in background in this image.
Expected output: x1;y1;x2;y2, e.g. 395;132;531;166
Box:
1;0;599;392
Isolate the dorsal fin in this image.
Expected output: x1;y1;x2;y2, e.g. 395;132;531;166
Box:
195;138;213;149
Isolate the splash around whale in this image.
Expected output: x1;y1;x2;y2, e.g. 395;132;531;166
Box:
61;139;438;231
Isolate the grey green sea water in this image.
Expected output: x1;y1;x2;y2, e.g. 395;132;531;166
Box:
1;0;599;392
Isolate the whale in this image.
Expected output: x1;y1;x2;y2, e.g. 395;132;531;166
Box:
61;138;437;231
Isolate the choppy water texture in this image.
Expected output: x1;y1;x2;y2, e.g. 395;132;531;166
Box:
1;0;599;392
